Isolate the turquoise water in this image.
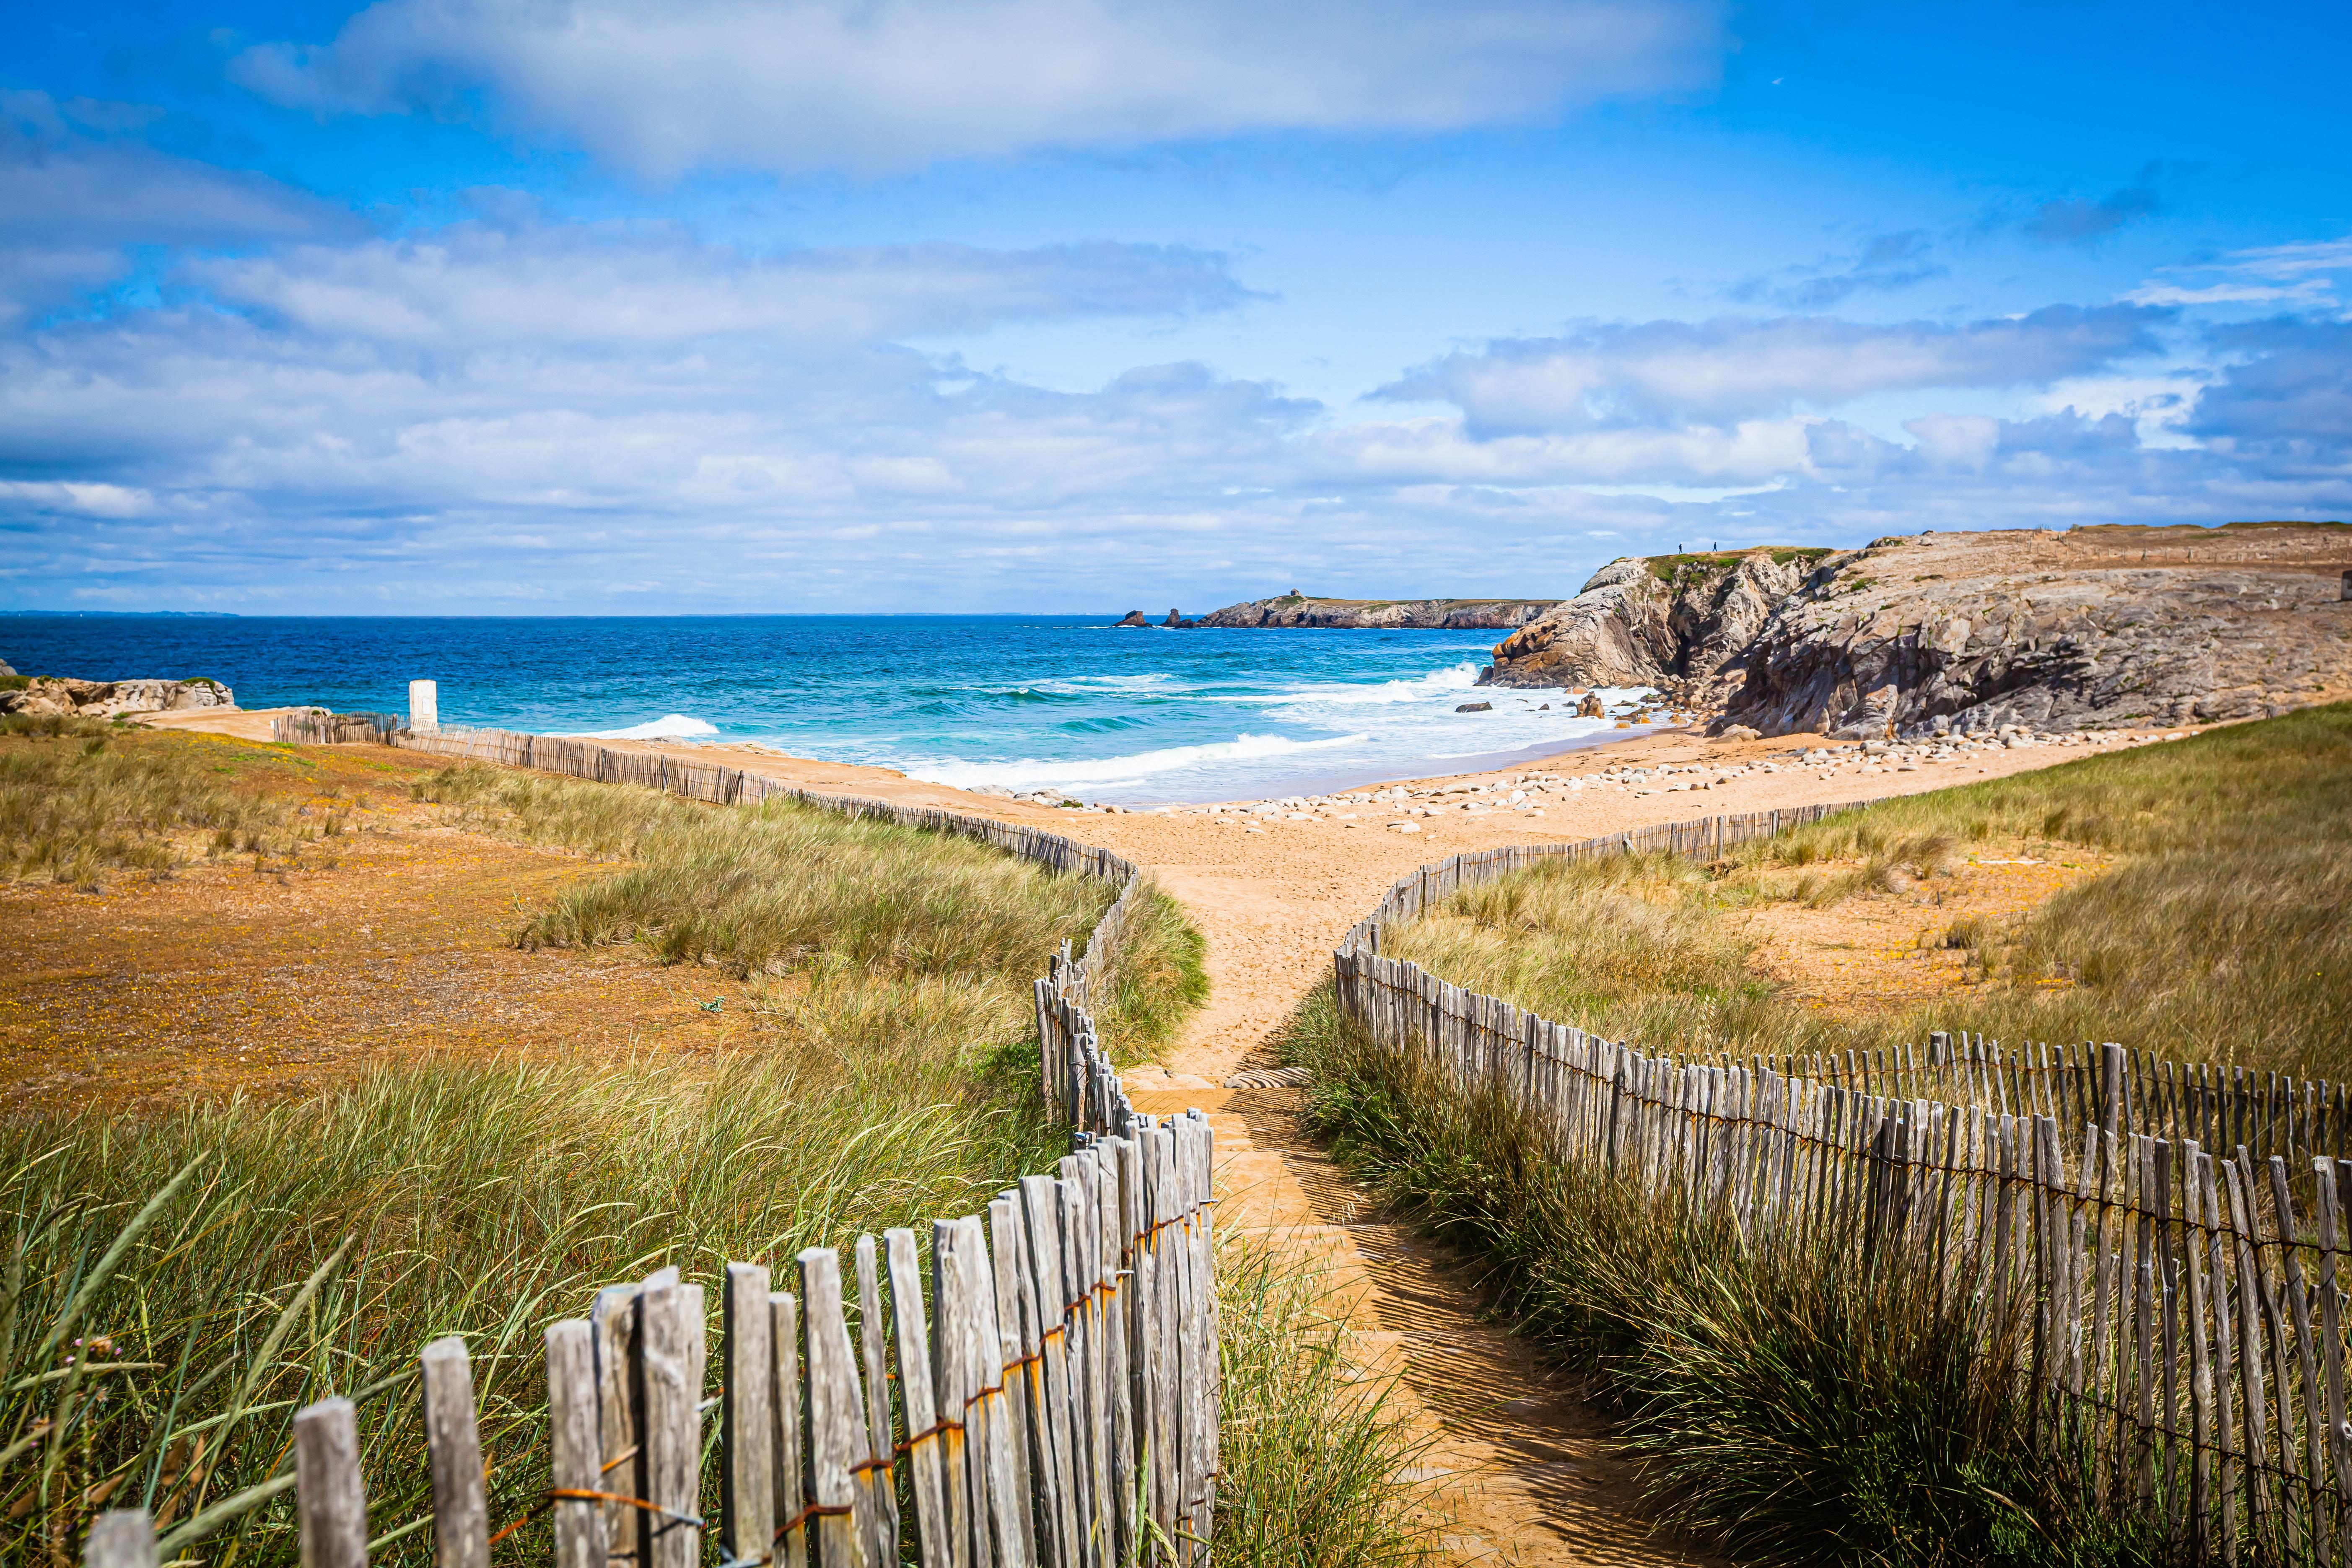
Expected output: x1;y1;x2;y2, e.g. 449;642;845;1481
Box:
0;614;1656;803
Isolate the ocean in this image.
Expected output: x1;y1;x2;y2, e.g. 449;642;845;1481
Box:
0;615;1659;803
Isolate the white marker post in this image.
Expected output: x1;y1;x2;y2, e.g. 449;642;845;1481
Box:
409;679;438;733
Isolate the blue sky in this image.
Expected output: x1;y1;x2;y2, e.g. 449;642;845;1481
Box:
3;0;2347;612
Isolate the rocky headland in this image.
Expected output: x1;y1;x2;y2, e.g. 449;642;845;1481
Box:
0;672;236;718
1479;523;2352;738
1192;592;1559;629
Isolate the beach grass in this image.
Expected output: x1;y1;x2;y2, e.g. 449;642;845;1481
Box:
1211;1236;1444;1568
1383;702;2352;1076
0;741;1218;1563
1276;984;2153;1568
405;759;1205;1061
0;1048;1061;1565
0;717;308;885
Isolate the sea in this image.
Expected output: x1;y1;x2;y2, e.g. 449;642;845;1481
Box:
0;615;1660;804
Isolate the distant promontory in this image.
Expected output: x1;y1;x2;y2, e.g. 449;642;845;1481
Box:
1165;592;1560;630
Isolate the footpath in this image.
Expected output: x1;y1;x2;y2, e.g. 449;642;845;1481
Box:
1038;733;2124;1566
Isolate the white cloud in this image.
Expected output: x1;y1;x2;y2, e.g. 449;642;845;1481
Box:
2130;236;2352;312
231;0;1727;176
1901;413;1999;471
0;479;158;517
190;226;1255;349
1379;307;2171;434
1317;412;1813;487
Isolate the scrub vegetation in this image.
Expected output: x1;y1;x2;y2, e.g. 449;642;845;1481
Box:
1385;702;2352;1077
1278;984;2141;1568
0;717;319;886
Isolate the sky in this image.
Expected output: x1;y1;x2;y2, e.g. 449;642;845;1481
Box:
3;0;2348;614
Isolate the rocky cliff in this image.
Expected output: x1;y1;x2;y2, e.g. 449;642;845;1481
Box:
1480;524;2352;738
1195;594;1559;629
0;675;236;718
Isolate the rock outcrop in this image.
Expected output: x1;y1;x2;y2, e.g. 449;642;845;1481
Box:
1480;551;1825;694
1114;611;1149;627
1481;525;2352;737
1194;594;1559;629
0;675;236;718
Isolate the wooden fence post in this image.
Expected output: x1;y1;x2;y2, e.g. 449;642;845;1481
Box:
294;1397;368;1568
82;1511;155;1568
771;1291;810;1568
546;1320;603;1568
722;1264;775;1568
421;1336;489;1568
639;1281;706;1568
798;1249;871;1568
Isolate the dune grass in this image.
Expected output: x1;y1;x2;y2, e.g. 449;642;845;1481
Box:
405;760;1206;1063
0;743;1231;1563
1385;702;2352;1077
0;717;316;886
1277;985;2152;1568
0;1049;1062;1565
1210;1236;1443;1568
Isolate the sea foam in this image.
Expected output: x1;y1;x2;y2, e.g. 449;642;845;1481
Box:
566;714;721;740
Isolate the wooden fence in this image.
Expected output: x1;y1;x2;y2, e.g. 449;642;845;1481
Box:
1333;804;2352;1563
86;728;1217;1568
269;711;404;744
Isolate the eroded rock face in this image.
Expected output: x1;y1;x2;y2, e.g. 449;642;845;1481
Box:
1194;595;1558;629
0;676;236;718
1480;551;1813;696
1484;524;2352;736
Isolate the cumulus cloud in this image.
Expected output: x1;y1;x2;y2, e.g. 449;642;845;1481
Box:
1377;306;2171;434
190;226;1258;350
2190;316;2352;467
230;0;1728;176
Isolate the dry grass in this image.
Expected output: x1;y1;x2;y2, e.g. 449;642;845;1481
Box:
0;719;316;886
404;760;1205;1063
0;744;1218;1563
1387;703;2352;1076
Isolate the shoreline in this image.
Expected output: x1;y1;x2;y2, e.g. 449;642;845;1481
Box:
139;702;2205;826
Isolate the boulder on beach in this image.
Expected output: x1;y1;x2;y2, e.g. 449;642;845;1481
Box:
0;675;236;718
1455;700;1493;713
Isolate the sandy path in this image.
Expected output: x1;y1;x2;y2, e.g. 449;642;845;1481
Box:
148;707;2173;1561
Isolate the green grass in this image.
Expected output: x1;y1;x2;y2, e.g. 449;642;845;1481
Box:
1385;704;2352;1077
405;760;1205;1063
1;749;1216;1563
0;1048;1063;1565
1276;986;2154;1568
1211;1237;1443;1568
0;719;306;886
